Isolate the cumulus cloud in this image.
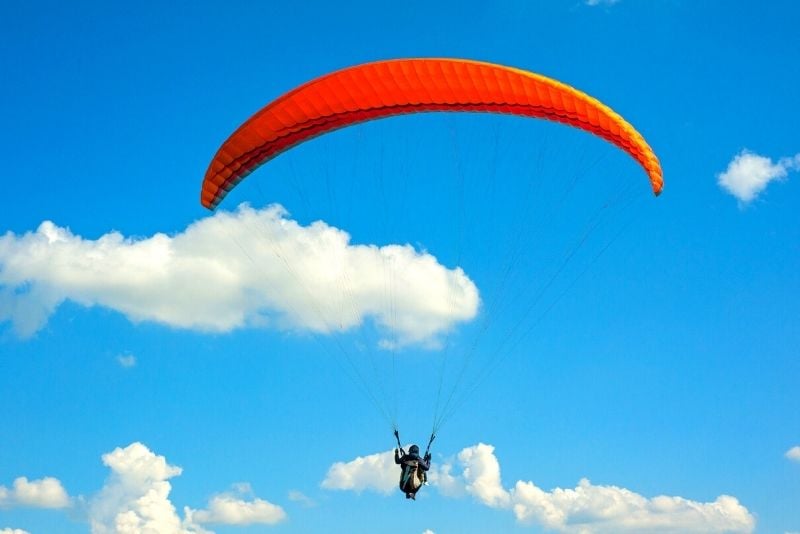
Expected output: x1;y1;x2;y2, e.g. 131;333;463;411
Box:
448;444;754;533
88;442;202;534
453;443;511;508
0;529;30;534
0;476;70;509
187;495;285;526
88;443;286;534
0;204;478;345
511;478;753;533
786;446;800;462
320;448;399;494
717;149;799;204
324;443;755;533
186;483;286;526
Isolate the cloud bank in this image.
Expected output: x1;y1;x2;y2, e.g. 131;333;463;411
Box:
324;443;755;533
0;476;70;509
717;149;799;204
0;204;478;345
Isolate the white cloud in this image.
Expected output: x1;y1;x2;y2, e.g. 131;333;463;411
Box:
717;149;799;204
186;482;285;526
0;476;70;509
116;353;136;368
427;443;511;507
429;458;465;499
88;442;205;534
0;204;478;345
422;530;435;534
320;448;399;494
449;444;754;533
511;478;753;533
324;443;755;533
455;443;511;508
786;446;800;462
187;494;285;526
287;490;316;508
0;528;31;534
89;443;286;533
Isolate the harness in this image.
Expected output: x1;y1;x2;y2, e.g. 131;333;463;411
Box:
394;430;434;493
400;459;421;491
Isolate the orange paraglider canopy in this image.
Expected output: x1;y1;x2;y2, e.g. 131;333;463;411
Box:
201;58;662;209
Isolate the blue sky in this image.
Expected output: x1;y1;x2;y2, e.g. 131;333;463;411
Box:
1;1;799;533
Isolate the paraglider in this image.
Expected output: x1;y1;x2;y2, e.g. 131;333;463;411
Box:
201;58;662;500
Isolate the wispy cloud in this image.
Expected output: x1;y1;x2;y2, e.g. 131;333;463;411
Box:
585;0;620;6
287;490;316;508
116;353;136;368
0;529;31;534
0;477;70;509
324;443;755;533
786;446;800;463
0;204;478;345
717;149;799;204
